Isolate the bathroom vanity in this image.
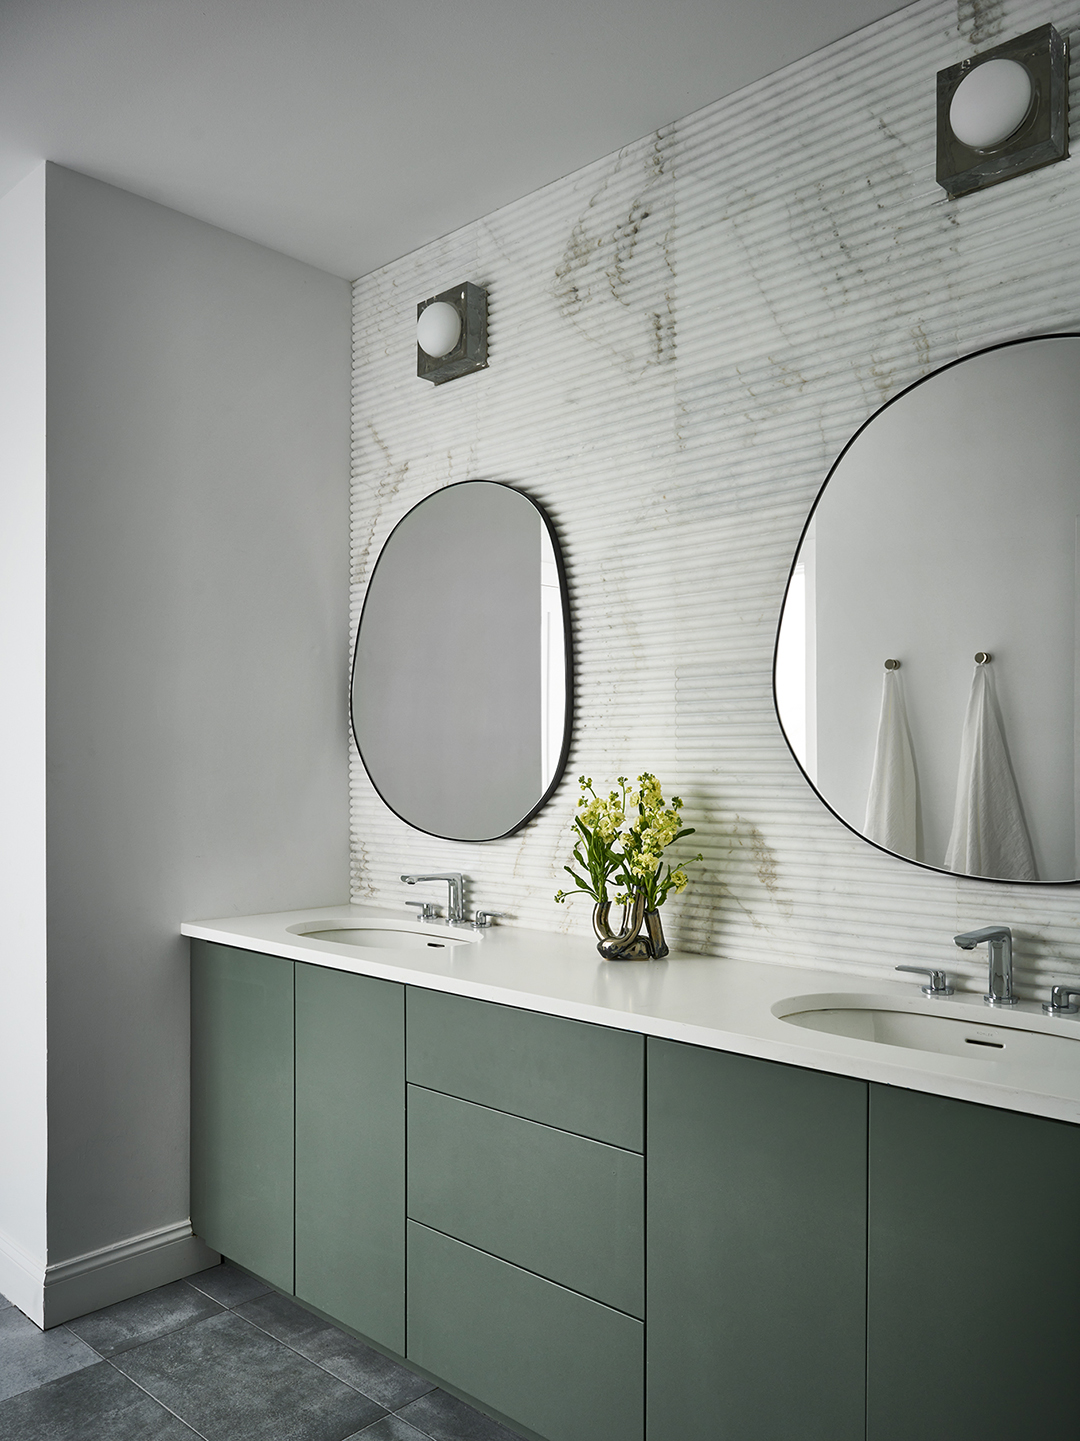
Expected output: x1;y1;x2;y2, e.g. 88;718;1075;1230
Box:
185;908;1080;1441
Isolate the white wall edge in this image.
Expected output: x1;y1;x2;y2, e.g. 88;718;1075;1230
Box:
34;1221;219;1329
0;1223;47;1327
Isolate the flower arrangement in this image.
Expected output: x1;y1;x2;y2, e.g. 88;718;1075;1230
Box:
556;773;702;959
555;776;629;907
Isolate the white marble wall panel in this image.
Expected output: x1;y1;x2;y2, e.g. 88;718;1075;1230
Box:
352;0;1080;999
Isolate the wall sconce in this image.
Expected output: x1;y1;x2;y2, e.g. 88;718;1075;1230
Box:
416;282;488;385
937;24;1067;198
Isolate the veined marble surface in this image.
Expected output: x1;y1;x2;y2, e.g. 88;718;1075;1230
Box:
183;906;1080;1125
350;0;1080;1000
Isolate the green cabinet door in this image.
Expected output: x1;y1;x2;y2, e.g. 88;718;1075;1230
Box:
868;1084;1080;1441
647;1039;868;1441
190;940;294;1293
295;965;405;1353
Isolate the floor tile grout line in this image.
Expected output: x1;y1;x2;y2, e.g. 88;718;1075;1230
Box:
195;1274;438;1416
48;1277;507;1441
58;1282;417;1419
186;1283;264;1307
354;1418;431;1440
226;1307;401;1415
63;1300;230;1362
54;1320;110;1360
102;1357;212;1440
226;1300;519;1441
362;1410;444;1441
0;1322;105;1408
386;1392;526;1441
0;1319;505;1441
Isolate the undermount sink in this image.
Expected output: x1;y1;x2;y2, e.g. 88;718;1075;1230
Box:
774;994;1080;1066
287;918;480;950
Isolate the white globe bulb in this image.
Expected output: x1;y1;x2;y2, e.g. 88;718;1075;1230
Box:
417;301;463;359
949;58;1033;150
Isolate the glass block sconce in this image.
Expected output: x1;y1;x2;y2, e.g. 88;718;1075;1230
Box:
937;23;1068;198
416;282;488;385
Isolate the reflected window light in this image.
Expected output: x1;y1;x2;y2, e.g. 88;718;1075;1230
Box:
776;561;808;772
540;526;565;790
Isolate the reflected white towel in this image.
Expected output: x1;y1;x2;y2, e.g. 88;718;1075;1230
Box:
864;669;918;860
944;665;1036;881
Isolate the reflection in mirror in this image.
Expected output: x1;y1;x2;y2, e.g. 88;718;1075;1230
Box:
351;480;572;842
775;334;1080;884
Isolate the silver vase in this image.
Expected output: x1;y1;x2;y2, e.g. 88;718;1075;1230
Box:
597;893;651;960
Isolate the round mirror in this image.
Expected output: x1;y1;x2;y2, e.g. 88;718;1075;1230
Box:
351;480;572;841
775;334;1080;884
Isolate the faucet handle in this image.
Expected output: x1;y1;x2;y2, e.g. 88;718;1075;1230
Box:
1042;984;1080;1016
405;900;439;921
473;910;505;929
896;965;954;996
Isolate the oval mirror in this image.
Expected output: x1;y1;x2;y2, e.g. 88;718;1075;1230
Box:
351;480;572;841
775;333;1080;884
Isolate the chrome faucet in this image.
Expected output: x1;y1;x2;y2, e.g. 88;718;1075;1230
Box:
1042;984;1080;1017
954;925;1018;1006
401;873;466;924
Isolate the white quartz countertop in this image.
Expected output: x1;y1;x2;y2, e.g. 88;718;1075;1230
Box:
182;904;1080;1126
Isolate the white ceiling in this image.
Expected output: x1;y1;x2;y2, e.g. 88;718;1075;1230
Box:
0;0;913;280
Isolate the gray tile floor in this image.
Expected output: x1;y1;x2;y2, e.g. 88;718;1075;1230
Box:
0;1265;525;1441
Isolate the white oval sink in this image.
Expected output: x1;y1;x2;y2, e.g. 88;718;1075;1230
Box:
287;919;480;950
775;994;1080;1066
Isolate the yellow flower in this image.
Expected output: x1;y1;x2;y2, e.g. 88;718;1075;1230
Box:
637;773;663;807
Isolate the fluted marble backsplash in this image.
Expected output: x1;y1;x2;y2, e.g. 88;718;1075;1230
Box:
351;0;1080;998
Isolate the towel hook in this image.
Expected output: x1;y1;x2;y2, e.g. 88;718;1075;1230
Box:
974;652;992;664
884;658;901;670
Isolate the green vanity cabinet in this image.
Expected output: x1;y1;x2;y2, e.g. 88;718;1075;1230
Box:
190;942;406;1352
190;940;295;1292
294;965;405;1353
192;942;1080;1441
867;1084;1080;1441
646;1037;869;1441
405;987;645;1441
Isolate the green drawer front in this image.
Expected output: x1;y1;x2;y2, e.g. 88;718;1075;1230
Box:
406;987;643;1150
407;1221;643;1441
295;966;405;1354
408;1084;643;1317
190;941;294;1293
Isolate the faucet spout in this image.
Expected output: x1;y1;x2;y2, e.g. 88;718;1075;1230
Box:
400;873;467;924
954;925;1017;1006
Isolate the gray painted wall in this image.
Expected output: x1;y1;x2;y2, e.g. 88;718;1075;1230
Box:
14;165;350;1306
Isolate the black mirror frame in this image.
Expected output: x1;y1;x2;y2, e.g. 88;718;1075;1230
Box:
772;330;1080;887
350;479;574;842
